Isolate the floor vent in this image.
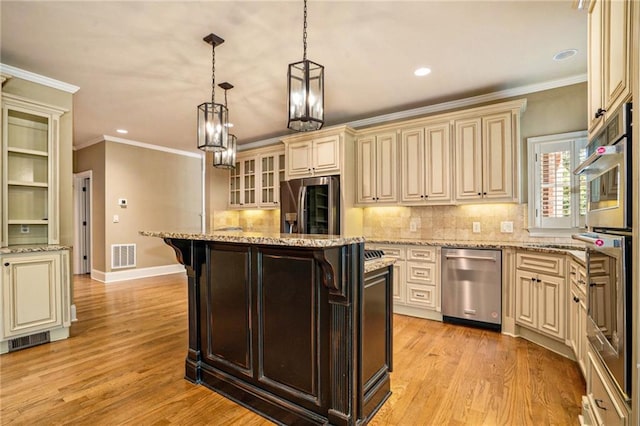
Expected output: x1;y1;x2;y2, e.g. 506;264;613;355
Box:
112;244;136;269
9;331;50;352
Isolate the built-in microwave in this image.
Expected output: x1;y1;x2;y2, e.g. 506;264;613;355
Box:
573;231;632;402
574;103;632;231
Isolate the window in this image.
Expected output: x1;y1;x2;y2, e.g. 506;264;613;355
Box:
527;131;587;235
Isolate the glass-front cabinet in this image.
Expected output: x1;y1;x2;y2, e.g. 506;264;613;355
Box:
2;94;66;246
228;146;285;209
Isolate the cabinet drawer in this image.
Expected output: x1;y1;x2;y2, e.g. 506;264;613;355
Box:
569;261;587;296
406;261;436;285
516;252;565;277
367;245;405;260
407;247;436;262
588;350;628;425
590;256;611;276
406;284;436;309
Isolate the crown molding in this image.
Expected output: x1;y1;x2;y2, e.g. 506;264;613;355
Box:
74;135;202;159
0;63;80;94
347;74;587;129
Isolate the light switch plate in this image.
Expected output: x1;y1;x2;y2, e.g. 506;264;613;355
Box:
113;215;120;223
500;221;514;233
472;222;481;233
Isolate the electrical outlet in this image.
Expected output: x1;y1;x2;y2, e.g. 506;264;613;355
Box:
500;221;514;233
409;218;420;232
472;222;481;233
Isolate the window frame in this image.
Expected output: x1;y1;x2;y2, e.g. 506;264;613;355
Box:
527;130;588;237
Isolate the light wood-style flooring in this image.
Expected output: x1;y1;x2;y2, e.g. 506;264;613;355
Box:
0;273;585;425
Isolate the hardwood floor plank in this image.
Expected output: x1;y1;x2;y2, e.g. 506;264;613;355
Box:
0;274;585;425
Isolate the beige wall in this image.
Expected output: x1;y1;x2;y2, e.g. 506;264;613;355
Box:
74;140;202;273
74;142;106;271
2;77;75;247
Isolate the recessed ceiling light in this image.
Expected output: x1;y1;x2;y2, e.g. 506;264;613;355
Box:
414;67;432;77
553;49;578;61
116;129;128;134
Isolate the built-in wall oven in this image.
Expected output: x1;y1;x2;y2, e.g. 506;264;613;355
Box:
573;231;632;401
573;101;633;402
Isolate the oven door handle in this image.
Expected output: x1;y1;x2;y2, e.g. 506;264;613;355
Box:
572;233;620;248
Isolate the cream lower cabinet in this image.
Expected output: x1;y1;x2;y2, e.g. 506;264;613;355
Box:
585;348;629;425
514;251;565;341
0;249;71;353
367;244;441;320
568;258;588;376
355;131;397;205
400;122;452;204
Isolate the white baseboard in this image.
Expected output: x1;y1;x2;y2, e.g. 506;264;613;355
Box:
91;264;186;283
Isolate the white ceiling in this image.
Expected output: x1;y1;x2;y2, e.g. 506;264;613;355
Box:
1;1;587;153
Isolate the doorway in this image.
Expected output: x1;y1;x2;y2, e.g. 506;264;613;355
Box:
73;171;92;275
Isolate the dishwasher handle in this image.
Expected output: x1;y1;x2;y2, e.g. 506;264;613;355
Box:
445;254;497;262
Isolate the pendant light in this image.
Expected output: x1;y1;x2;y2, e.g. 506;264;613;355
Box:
213;82;237;169
197;33;229;152
287;0;324;132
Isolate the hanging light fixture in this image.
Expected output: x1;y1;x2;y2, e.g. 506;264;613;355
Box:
213;82;237;169
287;0;324;132
197;33;229;152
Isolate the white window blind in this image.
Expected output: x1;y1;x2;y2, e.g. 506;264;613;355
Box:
527;131;587;234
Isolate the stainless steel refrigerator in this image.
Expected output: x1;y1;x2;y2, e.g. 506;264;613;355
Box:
280;175;340;235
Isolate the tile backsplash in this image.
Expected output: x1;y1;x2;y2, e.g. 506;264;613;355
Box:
363;203;575;244
211;209;279;233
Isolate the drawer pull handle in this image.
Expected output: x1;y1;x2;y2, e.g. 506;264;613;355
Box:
594;399;607;411
415;293;425;298
445;255;496;261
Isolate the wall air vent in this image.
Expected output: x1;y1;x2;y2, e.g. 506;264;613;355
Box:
111;244;136;269
9;331;50;352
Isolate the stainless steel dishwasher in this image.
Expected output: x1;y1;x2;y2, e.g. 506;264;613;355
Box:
441;248;502;331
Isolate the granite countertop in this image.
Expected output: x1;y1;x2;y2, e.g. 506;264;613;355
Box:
366;237;586;256
0;244;71;254
140;230;365;248
364;257;396;273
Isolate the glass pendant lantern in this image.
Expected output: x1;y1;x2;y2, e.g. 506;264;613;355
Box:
287;0;324;132
213;82;237;169
197;33;229;152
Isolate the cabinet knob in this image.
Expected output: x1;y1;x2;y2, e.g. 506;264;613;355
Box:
537;279;541;283
424;194;428;198
3;263;8;267
573;296;580;303
483;192;487;195
594;399;608;411
477;192;482;196
595;108;607;118
420;195;424;198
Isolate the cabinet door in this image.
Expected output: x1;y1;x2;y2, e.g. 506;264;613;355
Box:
602;0;631;116
400;128;425;203
424;122;451;202
374;132;397;203
287;140;313;177
587;0;604;133
391;262;405;305
2;253;62;337
569;284;580;357
259;153;279;207
229;160;242;207
356;136;377;204
312;135;340;175
515;270;537;329
454;118;482;200
482;112;513;199
242;158;257;207
537;274;565;340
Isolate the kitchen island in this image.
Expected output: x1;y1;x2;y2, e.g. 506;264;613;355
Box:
141;231;393;425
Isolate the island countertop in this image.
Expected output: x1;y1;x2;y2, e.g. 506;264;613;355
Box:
140;230;365;248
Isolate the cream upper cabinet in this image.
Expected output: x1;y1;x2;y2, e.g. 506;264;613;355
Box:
356;131;397;205
400;122;451;204
228;146;284;209
587;0;632;136
286;135;340;178
454;111;514;202
1;94;67;246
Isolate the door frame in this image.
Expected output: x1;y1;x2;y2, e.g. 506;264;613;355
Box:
73;170;92;275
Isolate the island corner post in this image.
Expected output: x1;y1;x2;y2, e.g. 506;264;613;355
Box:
159;234;392;426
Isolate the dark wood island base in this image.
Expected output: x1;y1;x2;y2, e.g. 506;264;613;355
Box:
145;231;393;426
